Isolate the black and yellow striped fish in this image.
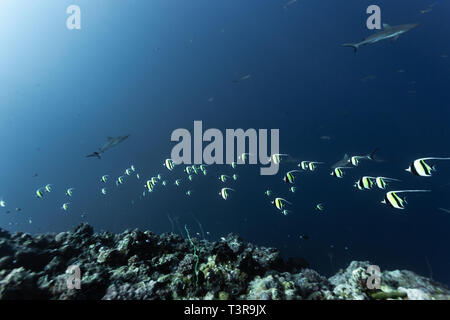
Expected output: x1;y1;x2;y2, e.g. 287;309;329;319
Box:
381;190;430;210
283;170;301;184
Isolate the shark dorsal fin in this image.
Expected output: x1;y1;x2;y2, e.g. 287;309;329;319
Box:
383;23;391;29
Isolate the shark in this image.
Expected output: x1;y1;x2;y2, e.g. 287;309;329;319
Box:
342;23;419;52
86;134;130;159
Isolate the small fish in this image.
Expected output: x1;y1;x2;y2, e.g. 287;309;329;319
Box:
283;0;298;9
101;175;109;183
192;166;199;175
238;153;252;164
164;159;175;171
270;153;289;164
44;184;53;192
219;174;231;183
199;165;208;171
354;176;376;190
375;177;401;189
66;188;75;196
308;162;324;172
186;190;193;196
101;188;107;195
131;165;136;172
202;169;207;176
174;179;181;186
350;156;362;166
15;208;21;212
157;174;162;180
406;157;450;177
272;197;292;210
151;177;158;185
438;208;450;214
282;209;291;216
188;175;193;181
0;200;6;207
381;190;431;210
117;176;125;185
299;161;310;170
316;203;325;211
125;168;132;176
265;190;272;197
220;187;235;200
330;167;351;178
61;203;70;211
185;166;193;174
289;186;296;193
136;173;140;180
145;180;154;192
162;180;167;186
142;191;146;197
350;149;379;166
231;161;237;169
232;174;238;181
283;170;301;184
233;74;251;83
36;189;45;198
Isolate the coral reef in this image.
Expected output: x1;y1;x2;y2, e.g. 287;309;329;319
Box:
0;224;448;300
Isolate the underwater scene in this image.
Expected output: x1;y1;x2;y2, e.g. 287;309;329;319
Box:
0;0;449;301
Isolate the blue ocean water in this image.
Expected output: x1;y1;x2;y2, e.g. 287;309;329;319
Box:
0;0;449;285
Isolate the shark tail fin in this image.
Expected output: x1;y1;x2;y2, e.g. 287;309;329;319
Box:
342;43;359;53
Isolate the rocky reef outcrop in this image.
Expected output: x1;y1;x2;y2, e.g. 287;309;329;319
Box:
0;224;448;300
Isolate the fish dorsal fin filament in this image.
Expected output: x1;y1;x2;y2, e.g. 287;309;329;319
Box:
383;23;391;29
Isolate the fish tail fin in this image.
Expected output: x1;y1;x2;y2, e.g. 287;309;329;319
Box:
342;43;359;53
280;198;292;205
367;147;379;160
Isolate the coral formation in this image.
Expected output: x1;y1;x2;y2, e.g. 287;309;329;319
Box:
0;224;448;300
